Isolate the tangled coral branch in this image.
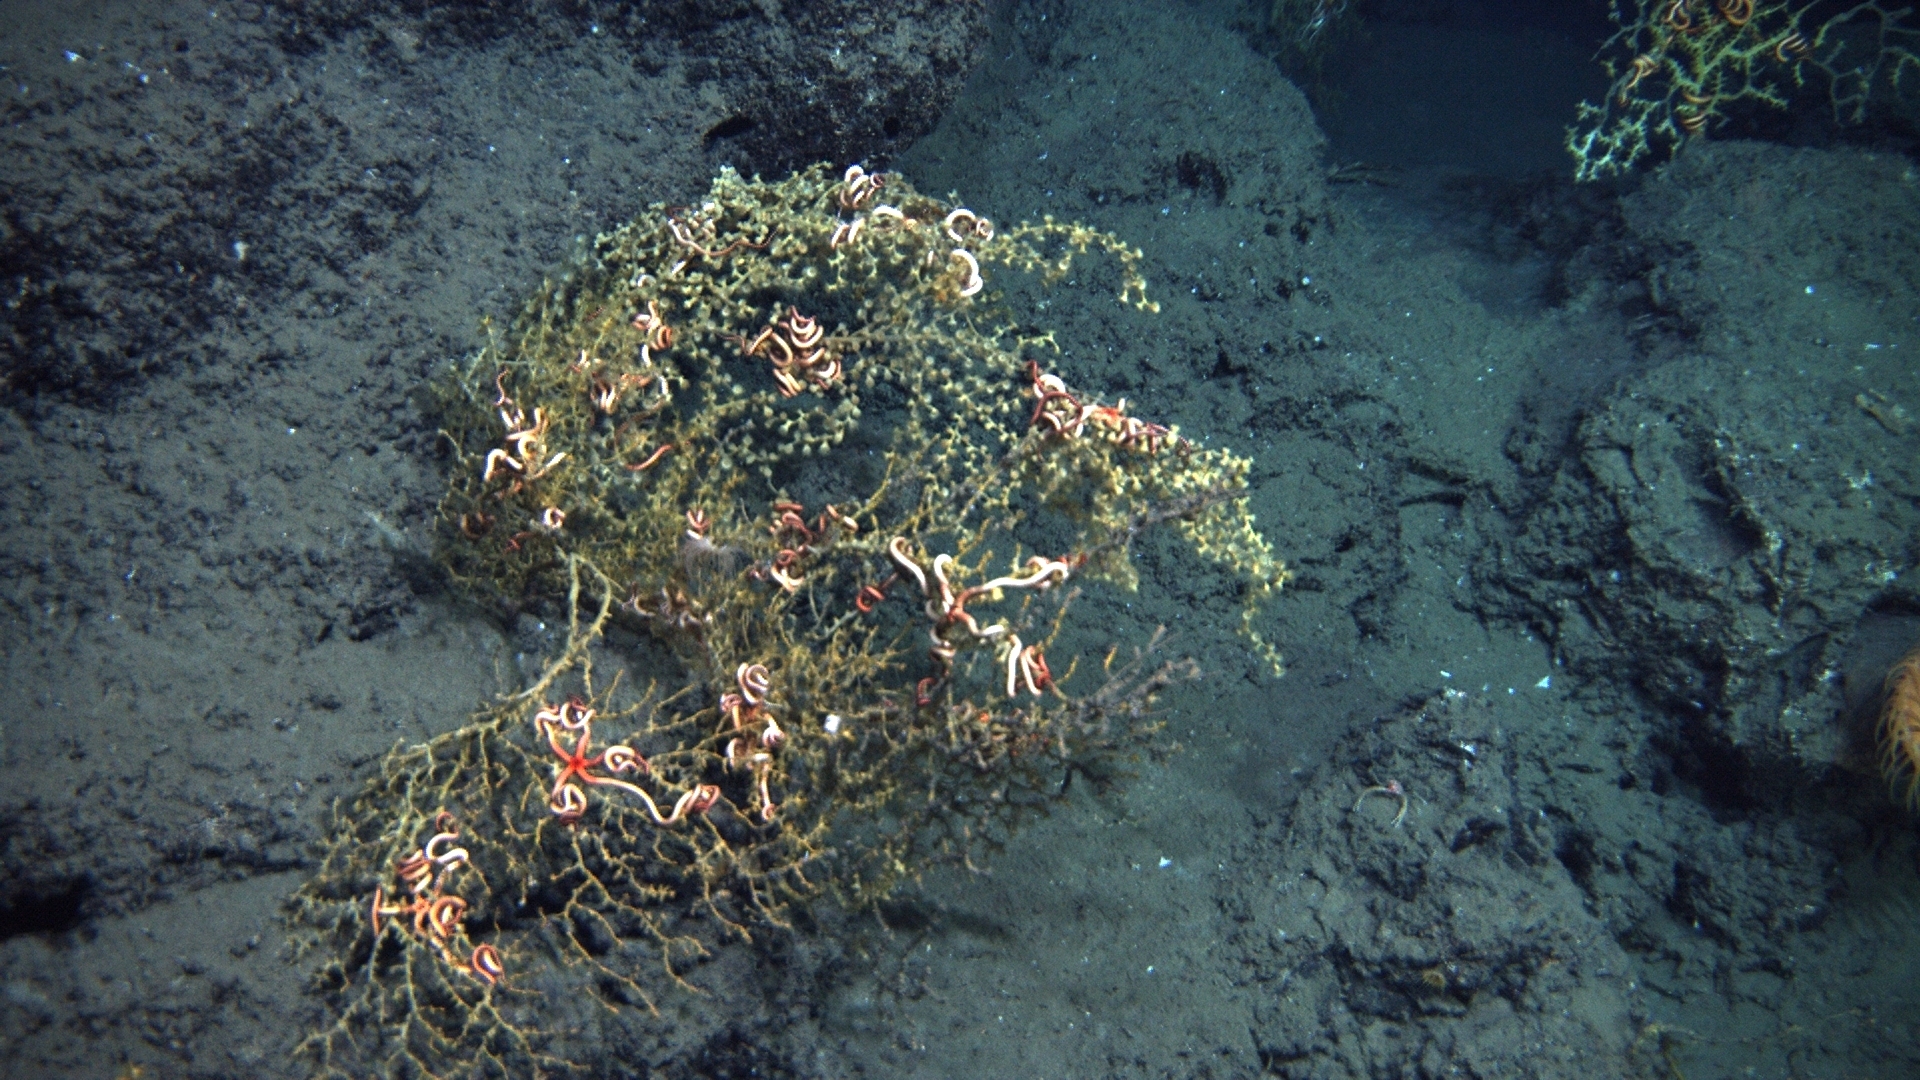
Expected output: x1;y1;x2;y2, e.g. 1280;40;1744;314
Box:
298;164;1289;1077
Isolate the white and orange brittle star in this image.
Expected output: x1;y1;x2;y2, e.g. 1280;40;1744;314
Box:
1353;779;1409;828
535;699;719;826
718;662;786;823
482;397;567;485
886;538;1074;699
369;812;506;986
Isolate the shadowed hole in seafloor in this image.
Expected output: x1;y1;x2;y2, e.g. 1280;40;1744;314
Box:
0;876;90;941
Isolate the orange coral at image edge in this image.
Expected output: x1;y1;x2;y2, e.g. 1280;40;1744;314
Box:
1879;645;1920;809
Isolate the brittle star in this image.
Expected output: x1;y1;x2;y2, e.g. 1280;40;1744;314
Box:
1353;780;1409;828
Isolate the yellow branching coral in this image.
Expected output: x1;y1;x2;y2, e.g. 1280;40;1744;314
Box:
1569;0;1919;180
287;164;1288;1077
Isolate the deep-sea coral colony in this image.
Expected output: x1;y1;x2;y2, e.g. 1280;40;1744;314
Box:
1568;0;1919;180
1881;645;1920;809
289;163;1290;1077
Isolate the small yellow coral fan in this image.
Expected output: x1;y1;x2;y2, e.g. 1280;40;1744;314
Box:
1880;644;1920;809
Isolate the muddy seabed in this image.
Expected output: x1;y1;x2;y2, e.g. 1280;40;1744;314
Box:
2;1;1918;1077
